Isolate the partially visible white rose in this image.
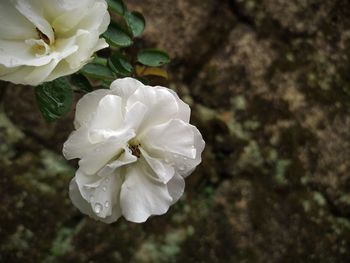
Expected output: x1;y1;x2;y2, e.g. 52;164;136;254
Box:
63;77;205;223
0;0;110;86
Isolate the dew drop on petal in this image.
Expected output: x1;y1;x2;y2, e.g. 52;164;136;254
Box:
105;201;109;208
173;154;179;159
164;158;170;164
102;186;107;192
105;178;110;183
94;203;103;214
89;195;95;202
179;165;186;171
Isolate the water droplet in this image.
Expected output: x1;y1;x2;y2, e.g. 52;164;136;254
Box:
89;195;94;202
173;154;179;159
164;158;170;163
179;165;186;171
183;157;188;161
105;178;110;183
105;201;109;208
94;203;103;214
102;186;107;192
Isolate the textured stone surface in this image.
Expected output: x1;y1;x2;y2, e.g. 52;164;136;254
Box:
1;0;350;262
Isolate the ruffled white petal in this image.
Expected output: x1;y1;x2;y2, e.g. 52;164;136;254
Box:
69;177;122;223
89;95;123;131
120;164;173;223
110;77;143;103
98;149;137;177
167;174;185;204
64;30;102;69
74;89;111;128
79;130;134;175
140;148;175;184
123;101;148;131
63;125;94;160
160;87;191;123
141;119;197;159
88;172;122;218
0;1;36;40
75;1;109;33
127;85;180;133
149;125;205;178
0;40;53;67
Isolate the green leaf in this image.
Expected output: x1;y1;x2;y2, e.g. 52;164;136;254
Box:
108;53;133;76
70;74;93;93
124;11;145;37
35;77;73;122
137;49;170;67
106;0;126;15
92;56;108;66
103;23;133;47
80;63;115;80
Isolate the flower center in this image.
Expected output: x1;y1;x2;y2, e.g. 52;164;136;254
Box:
128;142;141;158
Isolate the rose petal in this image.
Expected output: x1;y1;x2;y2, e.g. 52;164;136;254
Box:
167;174;185;204
63;125;94;160
74;1;109;33
78;130;134;175
0;1;36;40
140;148;175;184
110;77;142;102
74;89;111;128
69;177;121;223
141;119;197;159
90;94;124;131
158;87;191;123
123;101;148;132
89;172;122;218
64;30;103;69
98;148;137;177
127;85;180;132
120;164;173;223
152;125;205;178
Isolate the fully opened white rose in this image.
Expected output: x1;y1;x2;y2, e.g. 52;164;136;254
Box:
0;0;110;86
63;78;205;223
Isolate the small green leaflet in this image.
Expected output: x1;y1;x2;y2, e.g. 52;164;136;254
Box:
103;23;133;47
108;53;133;76
70;74;93;93
106;0;126;15
124;11;145;37
80;63;115;80
137;49;170;67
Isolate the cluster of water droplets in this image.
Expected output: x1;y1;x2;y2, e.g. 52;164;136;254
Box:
86;177;112;215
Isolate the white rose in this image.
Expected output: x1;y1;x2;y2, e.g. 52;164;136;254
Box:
0;0;110;86
63;78;205;223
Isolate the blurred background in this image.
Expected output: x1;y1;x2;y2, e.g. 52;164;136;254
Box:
1;0;350;262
